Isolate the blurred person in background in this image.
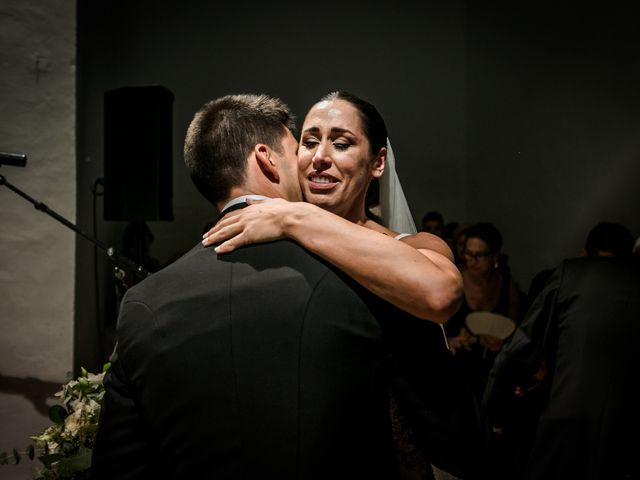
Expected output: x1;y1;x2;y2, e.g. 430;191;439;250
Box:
484;221;638;480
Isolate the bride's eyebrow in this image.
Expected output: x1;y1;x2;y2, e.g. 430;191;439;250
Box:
330;127;355;136
301;126;355;137
302;126;320;135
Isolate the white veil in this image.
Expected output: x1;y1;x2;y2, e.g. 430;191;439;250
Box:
379;139;417;235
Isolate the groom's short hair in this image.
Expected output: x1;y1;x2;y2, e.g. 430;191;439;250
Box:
184;94;296;205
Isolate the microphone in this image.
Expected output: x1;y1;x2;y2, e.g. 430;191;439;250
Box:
0;152;27;167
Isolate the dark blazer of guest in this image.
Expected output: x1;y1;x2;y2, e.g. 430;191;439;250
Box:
91;205;398;480
483;256;640;480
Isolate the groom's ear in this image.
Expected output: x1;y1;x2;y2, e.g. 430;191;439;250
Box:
254;144;280;183
371;147;386;179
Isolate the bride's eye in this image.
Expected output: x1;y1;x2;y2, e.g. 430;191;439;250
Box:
333;142;350;151
302;139;319;149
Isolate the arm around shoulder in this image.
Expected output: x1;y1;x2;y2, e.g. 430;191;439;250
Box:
281;204;464;323
206;199;463;323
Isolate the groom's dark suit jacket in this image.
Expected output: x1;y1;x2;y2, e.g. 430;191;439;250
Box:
91;204;400;479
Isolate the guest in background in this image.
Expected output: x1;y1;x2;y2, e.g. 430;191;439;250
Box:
421;210;445;237
445;222;524;399
441;221;459;251
442;222;525;478
483;221;638;480
451;223;470;270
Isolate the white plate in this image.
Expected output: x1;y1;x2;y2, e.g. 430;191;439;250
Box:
465;311;516;340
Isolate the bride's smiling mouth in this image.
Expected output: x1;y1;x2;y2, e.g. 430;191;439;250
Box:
307;174;339;190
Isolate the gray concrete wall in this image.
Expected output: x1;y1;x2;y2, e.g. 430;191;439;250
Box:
0;1;75;478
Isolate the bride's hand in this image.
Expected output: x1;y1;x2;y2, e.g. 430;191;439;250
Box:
202;198;296;253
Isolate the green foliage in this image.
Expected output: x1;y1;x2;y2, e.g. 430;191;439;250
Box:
1;363;110;479
48;406;69;425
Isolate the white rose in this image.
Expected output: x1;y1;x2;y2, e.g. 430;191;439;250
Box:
64;410;82;437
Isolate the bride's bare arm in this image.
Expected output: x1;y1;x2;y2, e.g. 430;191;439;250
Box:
203;199;462;323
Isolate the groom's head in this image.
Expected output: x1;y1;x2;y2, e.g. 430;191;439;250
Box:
184;94;302;209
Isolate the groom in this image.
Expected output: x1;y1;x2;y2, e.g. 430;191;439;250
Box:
91;94;401;479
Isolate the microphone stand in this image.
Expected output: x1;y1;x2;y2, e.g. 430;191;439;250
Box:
0;171;150;283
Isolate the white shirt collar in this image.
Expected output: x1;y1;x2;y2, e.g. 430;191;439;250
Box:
220;195;271;212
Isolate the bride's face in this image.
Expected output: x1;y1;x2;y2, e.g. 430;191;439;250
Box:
298;99;384;222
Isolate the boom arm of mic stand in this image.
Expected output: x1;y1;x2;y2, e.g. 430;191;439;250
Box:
0;173;150;281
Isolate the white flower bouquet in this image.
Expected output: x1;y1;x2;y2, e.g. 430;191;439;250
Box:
1;363;110;479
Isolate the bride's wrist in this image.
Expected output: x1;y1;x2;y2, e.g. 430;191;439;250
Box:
283;202;316;240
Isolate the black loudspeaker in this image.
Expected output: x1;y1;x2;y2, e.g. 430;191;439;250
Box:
104;85;174;221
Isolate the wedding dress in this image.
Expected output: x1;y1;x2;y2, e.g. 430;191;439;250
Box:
383;140;466;480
